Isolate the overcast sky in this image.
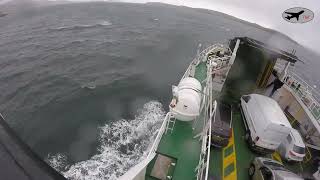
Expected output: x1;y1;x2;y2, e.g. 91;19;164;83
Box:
1;0;319;53
118;0;319;53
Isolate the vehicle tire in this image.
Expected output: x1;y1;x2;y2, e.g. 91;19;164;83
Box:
246;133;258;152
245;131;250;140
249;139;255;148
248;164;255;177
245;132;254;147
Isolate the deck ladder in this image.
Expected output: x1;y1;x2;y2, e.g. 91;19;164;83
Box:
165;114;176;134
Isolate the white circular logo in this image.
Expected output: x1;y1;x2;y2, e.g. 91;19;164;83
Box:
282;7;314;23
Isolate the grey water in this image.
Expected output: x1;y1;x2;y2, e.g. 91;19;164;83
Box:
0;2;319;179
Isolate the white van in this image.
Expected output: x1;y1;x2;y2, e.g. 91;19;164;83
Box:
240;94;292;153
278;128;306;162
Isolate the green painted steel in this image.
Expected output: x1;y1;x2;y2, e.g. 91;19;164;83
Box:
194;62;207;83
145;59;312;180
145;62;208;180
209;148;223;179
208;111;256;180
232;112;256;180
157;120;201;180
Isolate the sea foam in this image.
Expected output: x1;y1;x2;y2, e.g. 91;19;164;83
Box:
47;101;165;180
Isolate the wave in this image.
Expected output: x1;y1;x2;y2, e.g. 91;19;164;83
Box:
47;101;165;180
49;20;112;32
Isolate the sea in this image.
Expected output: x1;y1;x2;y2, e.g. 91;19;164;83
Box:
0;2;319;180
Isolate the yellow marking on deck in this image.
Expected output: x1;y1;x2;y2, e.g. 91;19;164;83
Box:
222;128;237;180
271;152;283;164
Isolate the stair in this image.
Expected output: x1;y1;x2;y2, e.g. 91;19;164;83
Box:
165;114;176;134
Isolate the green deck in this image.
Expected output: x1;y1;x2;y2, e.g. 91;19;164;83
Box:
145;62;208;180
145;58;313;180
208;105;314;180
209;110;255;180
156;120;201;179
233;112;256;180
194;62;207;83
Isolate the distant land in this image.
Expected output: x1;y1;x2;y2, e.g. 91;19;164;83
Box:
194;8;299;45
146;2;299;45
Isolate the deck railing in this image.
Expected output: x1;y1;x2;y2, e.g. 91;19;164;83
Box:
283;72;320;121
195;56;218;180
195;93;216;180
147;112;172;159
181;43;232;81
194;41;238;180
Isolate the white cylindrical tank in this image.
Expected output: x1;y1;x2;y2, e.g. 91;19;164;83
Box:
178;77;202;92
170;77;202;121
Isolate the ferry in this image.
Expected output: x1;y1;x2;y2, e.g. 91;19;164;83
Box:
0;37;319;180
120;37;320;180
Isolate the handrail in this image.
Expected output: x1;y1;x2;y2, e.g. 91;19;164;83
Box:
182;43;232;81
205;101;216;180
147;112;172;159
195;52;220;180
180;43;233;180
289;72;320;98
275;60;320;121
283;72;320;120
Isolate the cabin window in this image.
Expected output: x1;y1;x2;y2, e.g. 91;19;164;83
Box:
293;145;305;154
287;135;292;143
242;95;251;103
263;161;284;169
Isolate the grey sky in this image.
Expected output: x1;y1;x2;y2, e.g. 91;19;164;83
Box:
204;0;319;53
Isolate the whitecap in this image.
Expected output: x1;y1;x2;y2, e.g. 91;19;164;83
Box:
46;153;69;172
47;101;165;180
50;20;112;32
81;83;96;90
98;20;112;26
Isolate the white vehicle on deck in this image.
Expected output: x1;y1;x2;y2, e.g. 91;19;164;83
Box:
240;94;292;153
249;157;303;180
278;128;306;162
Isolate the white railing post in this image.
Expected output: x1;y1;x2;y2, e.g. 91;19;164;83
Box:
283;70;320;121
147;112;171;159
194;42;234;180
229;39;240;65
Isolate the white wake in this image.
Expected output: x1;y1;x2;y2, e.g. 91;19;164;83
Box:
47;101;165;180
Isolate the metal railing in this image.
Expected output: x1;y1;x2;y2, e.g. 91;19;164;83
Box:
195;54;218;180
195;84;212;180
194;41;238;180
181;43;232;81
147;112;172;159
283;72;320;121
203;101;216;180
148;43;233;179
274;61;320;121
